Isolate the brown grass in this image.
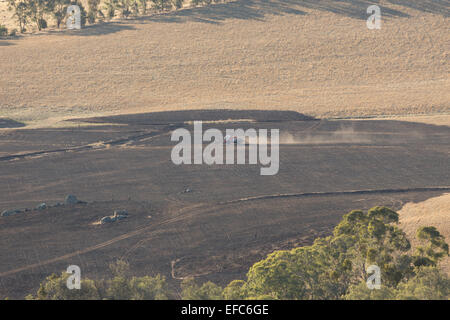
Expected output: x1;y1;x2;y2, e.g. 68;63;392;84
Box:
399;193;450;275
0;0;449;128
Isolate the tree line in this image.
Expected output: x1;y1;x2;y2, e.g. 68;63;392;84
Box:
0;0;227;36
14;206;449;300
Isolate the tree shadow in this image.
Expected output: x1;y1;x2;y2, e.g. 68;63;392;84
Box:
0;40;15;46
387;0;449;17
0;119;26;128
79;109;315;125
47;21;136;37
139;0;307;25
297;0;410;19
131;0;427;25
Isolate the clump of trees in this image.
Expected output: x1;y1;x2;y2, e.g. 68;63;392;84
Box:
52;0;71;29
7;0;85;32
27;260;170;300
218;207;449;300
7;0;30;33
87;0;101;24
7;0;52;31
26;206;449;300
6;0;229;33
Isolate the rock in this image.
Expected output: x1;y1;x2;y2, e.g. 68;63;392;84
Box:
114;210;128;217
100;216;113;224
36;203;47;210
1;209;21;217
64;194;79;205
100;210;128;224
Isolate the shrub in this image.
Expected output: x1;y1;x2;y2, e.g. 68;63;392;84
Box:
396;266;450;300
52;0;71;28
87;0;101;23
26;0;53;31
37;18;47;30
104;0;118;19
138;0;147;13
172;0;183;9
0;25;8;37
181;278;223;300
117;0;132;18
151;0;172;11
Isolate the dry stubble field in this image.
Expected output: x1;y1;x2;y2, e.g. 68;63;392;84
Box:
0;0;449;127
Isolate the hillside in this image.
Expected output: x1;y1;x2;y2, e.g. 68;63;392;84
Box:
0;0;449;128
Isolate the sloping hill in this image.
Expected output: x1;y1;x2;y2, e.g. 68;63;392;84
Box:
0;0;449;127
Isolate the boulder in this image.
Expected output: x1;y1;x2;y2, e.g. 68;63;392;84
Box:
114;210;128;217
36;203;47;210
99;210;128;224
64;194;79;205
1;209;21;217
100;216;113;224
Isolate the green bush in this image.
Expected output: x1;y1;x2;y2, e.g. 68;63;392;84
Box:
181;278;223;300
37;18;47;30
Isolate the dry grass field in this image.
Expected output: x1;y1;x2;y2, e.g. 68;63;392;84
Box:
1;0;449;128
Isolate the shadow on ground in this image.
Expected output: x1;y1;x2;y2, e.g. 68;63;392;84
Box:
74;109;316;125
387;0;449;17
0;119;26;128
133;0;441;25
47;21;136;37
0;40;15;46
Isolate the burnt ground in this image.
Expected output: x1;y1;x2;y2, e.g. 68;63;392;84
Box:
0;110;449;298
